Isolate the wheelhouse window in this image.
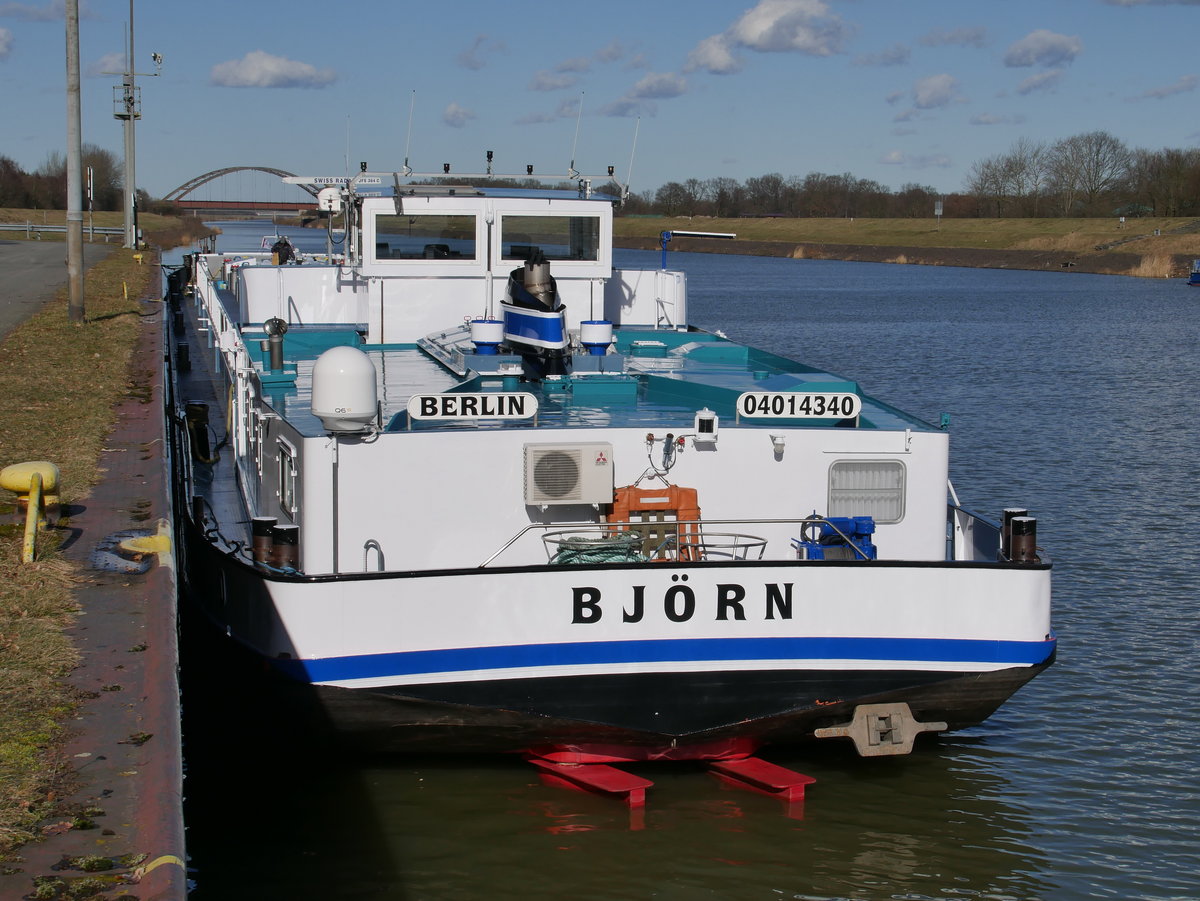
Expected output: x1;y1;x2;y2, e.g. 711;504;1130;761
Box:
373;214;477;260
500;215;600;262
828;460;906;524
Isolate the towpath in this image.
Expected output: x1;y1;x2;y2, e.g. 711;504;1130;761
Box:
0;241;185;899
0;238;115;339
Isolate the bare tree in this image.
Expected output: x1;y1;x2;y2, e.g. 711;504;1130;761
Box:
964;155;1007;216
654;182;690;217
1047;131;1132;215
1004;137;1048;216
1128;147;1200;217
705;177;742;218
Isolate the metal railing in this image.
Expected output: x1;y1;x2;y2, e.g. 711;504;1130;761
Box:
480;516;850;568
0;222;124;241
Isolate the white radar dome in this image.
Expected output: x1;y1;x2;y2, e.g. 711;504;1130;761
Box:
311;346;378;433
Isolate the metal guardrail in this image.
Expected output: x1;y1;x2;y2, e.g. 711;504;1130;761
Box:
0;222;124;240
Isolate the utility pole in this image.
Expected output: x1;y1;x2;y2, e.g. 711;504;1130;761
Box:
114;0;138;248
66;0;84;321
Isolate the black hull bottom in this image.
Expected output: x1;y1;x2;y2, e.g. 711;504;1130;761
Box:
305;661;1052;758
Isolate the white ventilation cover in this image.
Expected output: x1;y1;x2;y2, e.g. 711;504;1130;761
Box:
524;443;613;505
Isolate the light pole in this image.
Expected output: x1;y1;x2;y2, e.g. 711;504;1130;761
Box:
109;0;160;249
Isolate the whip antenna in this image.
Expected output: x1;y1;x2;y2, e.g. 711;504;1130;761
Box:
401;90;416;175
568;92;584;178
623;117;641;200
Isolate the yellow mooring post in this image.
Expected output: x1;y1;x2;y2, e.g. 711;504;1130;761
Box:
1;462;60;563
22;471;43;563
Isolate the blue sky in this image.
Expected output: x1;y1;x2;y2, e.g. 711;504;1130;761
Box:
1;0;1198;201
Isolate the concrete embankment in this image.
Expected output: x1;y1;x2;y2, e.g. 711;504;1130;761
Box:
614;235;1171;277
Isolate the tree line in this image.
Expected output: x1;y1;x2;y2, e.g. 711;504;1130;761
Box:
3;129;1196;219
624;130;1199;220
0;146;129;211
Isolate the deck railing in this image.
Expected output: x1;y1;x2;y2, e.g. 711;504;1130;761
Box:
479;515;880;568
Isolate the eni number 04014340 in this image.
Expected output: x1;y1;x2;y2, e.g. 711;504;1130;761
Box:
737;392;861;419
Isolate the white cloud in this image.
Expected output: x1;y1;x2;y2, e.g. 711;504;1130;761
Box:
885;90;905;105
729;0;850;54
686;34;743;74
443;103;475;128
970;112;1027;125
1016;69;1063;94
919;27;987;48
881;151;952;168
599;71;685;120
85;51;124;77
912;73;960;108
556;57;591;74
598;98;654;118
594;40;624;63
529;70;577;91
1004;30;1082;68
854;44;910;67
0;26;11;59
210;50;335;88
457;35;504;70
685;0;851;74
629;71;687;99
515;112;556;125
1135;74;1198;98
519;97;582;124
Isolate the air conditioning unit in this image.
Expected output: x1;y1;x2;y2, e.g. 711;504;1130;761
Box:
524;442;613;505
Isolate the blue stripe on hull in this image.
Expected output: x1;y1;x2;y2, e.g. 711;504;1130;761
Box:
278;634;1057;683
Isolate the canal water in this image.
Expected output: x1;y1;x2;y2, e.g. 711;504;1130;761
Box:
179;223;1200;900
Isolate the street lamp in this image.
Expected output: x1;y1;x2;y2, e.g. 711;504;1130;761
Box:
106;1;161;249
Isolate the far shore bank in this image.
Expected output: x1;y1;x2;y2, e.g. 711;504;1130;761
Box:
611;214;1200;279
612;234;1184;278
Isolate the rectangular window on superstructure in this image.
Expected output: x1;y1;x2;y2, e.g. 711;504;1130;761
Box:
500;215;600;262
827;460;906;523
278;440;298;520
373;214;477;261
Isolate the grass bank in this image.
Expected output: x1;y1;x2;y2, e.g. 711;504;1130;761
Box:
0;215;212;859
614;216;1200;277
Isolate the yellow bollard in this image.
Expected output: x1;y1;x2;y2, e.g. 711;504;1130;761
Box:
124;280;128;300
2;463;61;562
22;472;42;563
